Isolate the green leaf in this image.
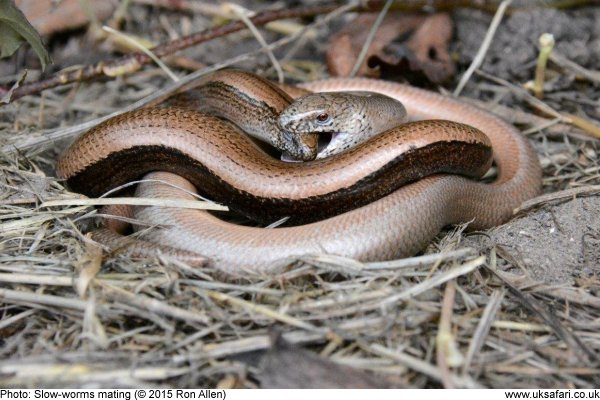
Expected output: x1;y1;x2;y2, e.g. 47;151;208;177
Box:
0;0;51;69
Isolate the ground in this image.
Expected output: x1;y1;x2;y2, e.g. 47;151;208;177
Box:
0;0;599;389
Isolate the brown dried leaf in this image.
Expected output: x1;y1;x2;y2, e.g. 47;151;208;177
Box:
327;12;455;85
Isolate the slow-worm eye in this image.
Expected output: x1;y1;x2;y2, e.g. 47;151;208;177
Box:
316;113;330;124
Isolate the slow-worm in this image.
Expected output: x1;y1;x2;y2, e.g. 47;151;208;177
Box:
57;70;542;274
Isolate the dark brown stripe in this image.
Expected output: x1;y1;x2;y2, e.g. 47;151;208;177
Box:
66;141;491;225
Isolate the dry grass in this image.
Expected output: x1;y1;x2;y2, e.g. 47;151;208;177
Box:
1;0;599;389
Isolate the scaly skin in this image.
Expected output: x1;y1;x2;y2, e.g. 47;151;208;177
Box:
57;72;542;275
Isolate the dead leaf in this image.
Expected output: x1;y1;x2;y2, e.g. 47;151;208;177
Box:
327;12;455;85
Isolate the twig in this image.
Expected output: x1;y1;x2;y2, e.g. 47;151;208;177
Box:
135;0;600;15
1;4;342;104
453;0;513;96
437;280;458;388
490;320;551;332
531;33;555;99
226;3;284;83
459;97;593;140
99;283;210;325
0;364;190;386
0;272;168;288
382;255;485;306
462;289;505;374
0;309;36;331
205;290;325;333
39;197;228;211
364;248;477;270
549;50;600;84
514;185;600;215
475;69;563;119
0;288;110;314
476;69;600;139
188;317;385;361
131;0;225;16
368;344;483;388
561;113;600;139
485;265;600;366
102;26;179;82
349;0;393;77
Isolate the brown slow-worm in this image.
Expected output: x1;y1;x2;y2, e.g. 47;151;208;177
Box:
57;70;542;274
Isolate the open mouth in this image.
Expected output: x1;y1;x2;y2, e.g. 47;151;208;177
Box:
317;132;334;153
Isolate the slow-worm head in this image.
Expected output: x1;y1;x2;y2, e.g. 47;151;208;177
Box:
279;91;408;158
